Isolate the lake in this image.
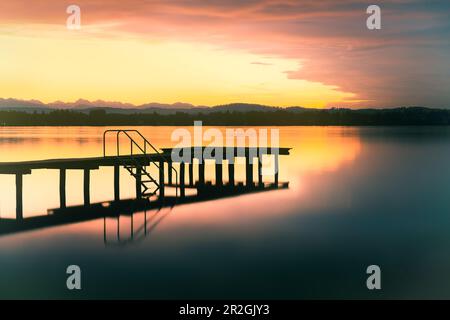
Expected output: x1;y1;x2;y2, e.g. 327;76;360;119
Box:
1;126;450;299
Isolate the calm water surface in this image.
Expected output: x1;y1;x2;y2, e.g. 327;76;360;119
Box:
1;126;450;299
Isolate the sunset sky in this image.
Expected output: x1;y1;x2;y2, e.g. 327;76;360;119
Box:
0;0;449;108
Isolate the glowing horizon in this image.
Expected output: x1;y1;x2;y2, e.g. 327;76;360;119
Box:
0;27;354;108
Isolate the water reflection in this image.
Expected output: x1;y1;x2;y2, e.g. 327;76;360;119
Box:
2;126;449;299
0;182;288;238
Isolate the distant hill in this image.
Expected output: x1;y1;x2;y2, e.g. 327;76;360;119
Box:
213;103;278;112
47;99;135;109
0;98;289;114
0;98;209;113
2;99;448;117
0;98;48;112
0;98;45;107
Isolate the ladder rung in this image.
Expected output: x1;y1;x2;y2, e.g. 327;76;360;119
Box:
131;172;147;176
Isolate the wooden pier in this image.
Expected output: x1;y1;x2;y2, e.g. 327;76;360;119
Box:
0;130;291;222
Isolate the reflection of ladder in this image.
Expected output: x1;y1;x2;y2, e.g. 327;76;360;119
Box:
103;129;178;199
103;209;170;247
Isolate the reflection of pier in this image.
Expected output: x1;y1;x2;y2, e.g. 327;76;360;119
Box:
0;129;290;236
0;183;288;237
105;182;290;246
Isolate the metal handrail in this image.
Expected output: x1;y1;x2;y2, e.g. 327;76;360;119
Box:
103;129;178;198
103;129;158;157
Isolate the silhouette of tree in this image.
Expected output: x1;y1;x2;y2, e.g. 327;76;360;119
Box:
1;107;450;126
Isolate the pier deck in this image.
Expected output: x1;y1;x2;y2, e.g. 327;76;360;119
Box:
0;147;290;174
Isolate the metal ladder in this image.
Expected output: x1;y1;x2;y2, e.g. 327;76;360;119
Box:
103;129;178;199
123;164;160;197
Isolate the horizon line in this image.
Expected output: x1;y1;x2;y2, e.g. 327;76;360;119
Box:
0;97;447;110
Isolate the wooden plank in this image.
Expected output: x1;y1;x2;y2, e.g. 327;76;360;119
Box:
16;173;23;220
84;169;90;205
0;154;157;173
59;169;66;208
0;168;31;175
246;156;254;186
274;154;279;184
0;147;291;174
114;165;120;201
199;161;205;185
0;148;290;175
215;161;223;186
228;160;235;186
258;157;263;186
180;162;185;197
168;162;173;184
159;160;165;197
188;162;194;186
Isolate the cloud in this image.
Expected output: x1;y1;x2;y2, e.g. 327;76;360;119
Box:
251;61;273;66
0;0;449;107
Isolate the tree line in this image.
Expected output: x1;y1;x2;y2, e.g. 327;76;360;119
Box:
1;107;450;126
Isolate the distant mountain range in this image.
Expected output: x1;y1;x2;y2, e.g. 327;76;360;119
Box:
0;98;299;114
0;98;447;116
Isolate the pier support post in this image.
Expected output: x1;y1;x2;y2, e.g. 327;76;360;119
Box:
59;169;66;208
215;161;223;186
246;156;254;186
114;164;120;201
159;160;165;198
180;162;185;197
228;159;235;186
83;169;90;206
15;173;23;220
188;162;194;186
258;157;263;186
274;153;279;185
199;160;205;185
135;166;142;200
168;162;173;185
